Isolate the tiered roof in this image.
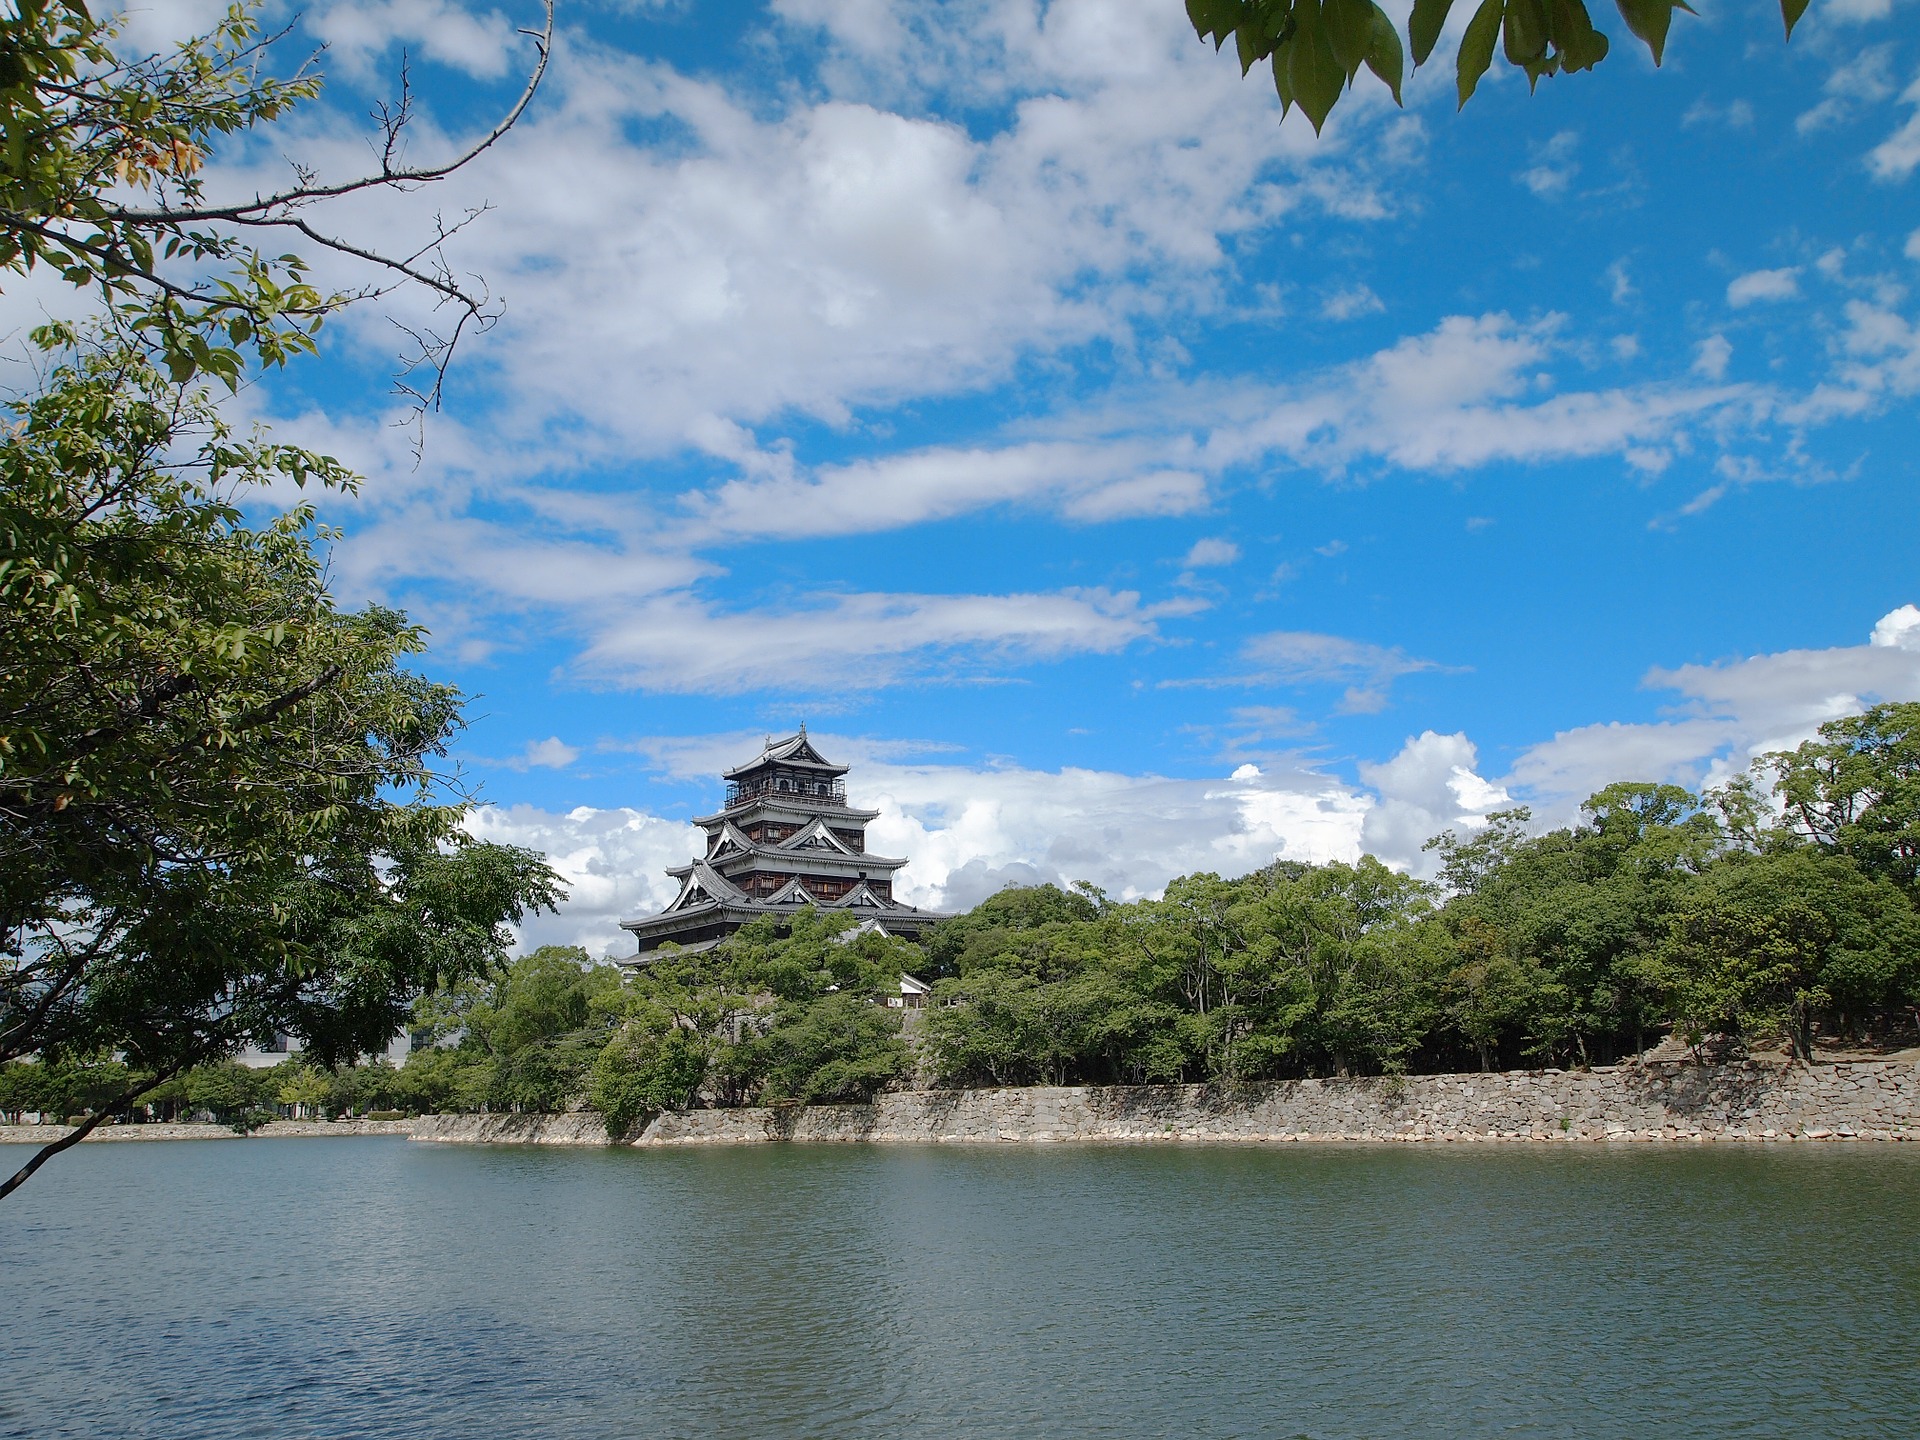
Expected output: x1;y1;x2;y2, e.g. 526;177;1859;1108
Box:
621;729;946;958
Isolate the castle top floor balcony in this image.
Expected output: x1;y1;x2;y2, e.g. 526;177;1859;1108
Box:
724;775;848;811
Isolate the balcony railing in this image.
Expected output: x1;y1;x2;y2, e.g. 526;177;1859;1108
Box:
725;777;848;810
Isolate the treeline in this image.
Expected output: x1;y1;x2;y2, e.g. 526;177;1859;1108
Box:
1;928;922;1135
0;1055;420;1130
914;704;1920;1085
10;705;1915;1132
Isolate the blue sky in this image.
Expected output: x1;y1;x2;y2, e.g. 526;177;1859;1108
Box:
96;0;1920;951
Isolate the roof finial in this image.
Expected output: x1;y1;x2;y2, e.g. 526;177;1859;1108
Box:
798;718;807;737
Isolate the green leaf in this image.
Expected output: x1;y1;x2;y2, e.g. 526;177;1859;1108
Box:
1323;0;1374;80
1187;0;1242;46
1551;0;1609;72
1237;15;1269;73
1289;0;1348;133
1408;0;1457;65
1613;0;1678;66
1365;5;1406;104
1780;0;1811;38
1503;0;1549;65
1272;41;1298;118
1457;0;1504;108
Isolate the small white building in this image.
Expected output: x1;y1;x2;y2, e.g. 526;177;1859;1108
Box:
231;1031;416;1069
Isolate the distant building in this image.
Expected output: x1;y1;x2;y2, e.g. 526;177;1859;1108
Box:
231;1032;417;1070
621;728;947;959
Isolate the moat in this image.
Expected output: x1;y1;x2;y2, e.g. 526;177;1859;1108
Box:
4;1138;1917;1438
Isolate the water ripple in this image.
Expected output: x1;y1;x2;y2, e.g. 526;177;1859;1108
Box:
3;1139;1917;1439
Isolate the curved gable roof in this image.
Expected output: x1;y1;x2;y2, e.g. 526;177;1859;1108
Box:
722;729;848;779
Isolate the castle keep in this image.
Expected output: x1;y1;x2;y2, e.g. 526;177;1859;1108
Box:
621;729;945;958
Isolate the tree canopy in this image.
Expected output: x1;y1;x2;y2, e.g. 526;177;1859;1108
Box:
1186;0;1813;133
0;1;560;1198
0;0;551;403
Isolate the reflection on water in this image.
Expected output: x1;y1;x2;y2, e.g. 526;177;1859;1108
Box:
3;1137;1917;1439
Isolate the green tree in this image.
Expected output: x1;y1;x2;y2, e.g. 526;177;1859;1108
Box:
0;3;563;1199
274;1063;333;1119
1660;850;1919;1060
752;993;911;1105
1765;703;1920;894
1187;0;1814;135
185;1061;270;1127
590;1025;709;1139
1;0;551;400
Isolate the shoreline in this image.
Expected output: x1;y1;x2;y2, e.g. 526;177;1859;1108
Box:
11;1057;1917;1149
416;1058;1920;1148
0;1118;415;1144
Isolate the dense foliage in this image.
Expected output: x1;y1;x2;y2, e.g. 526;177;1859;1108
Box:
1188;0;1814;134
0;2;555;1198
13;706;1911;1139
916;708;1920;1083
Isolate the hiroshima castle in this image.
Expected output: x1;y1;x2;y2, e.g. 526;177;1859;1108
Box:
621;728;947;958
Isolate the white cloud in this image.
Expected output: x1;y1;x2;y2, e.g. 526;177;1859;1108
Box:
1517;130;1580;198
1727;267;1802;307
1693;334;1733;380
463;803;702;957
1505;605;1920;814
275;1;1362;465
1173;630;1453;714
1868;75;1920;181
476;609;1920;954
1822;0;1895;20
574;587;1196;694
860;758;1369;911
515;737;580;770
1871;603;1920;651
1321;284;1385;320
1682;98;1755;130
1606;259;1636;305
663;313;1745;550
1795;46;1896;134
482;753;1374;955
1358;732;1510;877
1781;298;1920;421
1181;537;1241;568
1907;227;1920;261
307;0;519;81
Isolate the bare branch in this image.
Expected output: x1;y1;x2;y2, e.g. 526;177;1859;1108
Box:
106;3;553;228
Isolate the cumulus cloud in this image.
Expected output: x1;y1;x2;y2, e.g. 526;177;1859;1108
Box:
466;609;1920;954
1727;268;1802;307
1181;537;1241;568
463;803;702;956
859;758;1369;910
1870;602;1920;651
513;737;580;770
1504;604;1920;816
477;754;1373;955
270;0;1353;466
1868;74;1920;181
1358;732;1510;876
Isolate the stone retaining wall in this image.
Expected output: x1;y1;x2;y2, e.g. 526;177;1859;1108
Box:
409;1058;1920;1148
0;1118;415;1144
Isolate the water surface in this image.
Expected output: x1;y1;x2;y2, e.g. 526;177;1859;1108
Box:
3;1138;1916;1438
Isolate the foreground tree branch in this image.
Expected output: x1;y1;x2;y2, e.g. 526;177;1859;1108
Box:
0;0;554;416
